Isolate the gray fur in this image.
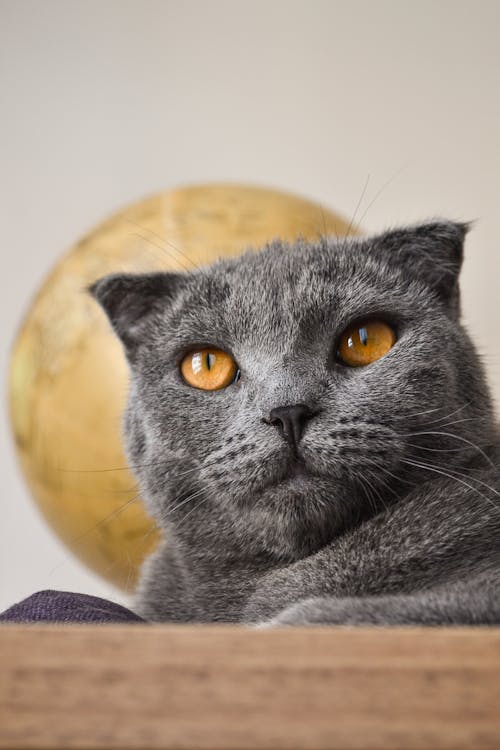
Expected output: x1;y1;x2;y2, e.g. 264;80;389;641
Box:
91;221;500;625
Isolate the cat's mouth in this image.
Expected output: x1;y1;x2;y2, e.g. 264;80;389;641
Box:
272;457;324;488
288;459;308;478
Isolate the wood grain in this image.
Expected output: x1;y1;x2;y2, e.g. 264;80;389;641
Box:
1;626;499;749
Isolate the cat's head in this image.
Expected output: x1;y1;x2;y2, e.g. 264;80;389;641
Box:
91;221;494;559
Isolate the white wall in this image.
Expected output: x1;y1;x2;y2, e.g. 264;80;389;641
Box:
1;0;499;611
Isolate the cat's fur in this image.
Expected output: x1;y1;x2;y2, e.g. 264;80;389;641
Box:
91;221;500;625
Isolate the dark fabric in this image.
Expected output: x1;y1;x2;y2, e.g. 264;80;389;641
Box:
0;590;145;624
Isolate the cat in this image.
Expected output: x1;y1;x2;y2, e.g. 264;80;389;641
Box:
91;221;500;625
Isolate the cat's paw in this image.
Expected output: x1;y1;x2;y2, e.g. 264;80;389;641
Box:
247;598;337;627
262;596;380;626
266;595;430;626
268;598;332;626
243;569;317;621
248;619;280;630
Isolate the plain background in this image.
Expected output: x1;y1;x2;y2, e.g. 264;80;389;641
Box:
1;0;499;612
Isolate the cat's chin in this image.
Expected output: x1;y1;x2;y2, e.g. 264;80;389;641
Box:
261;458;332;494
272;468;325;493
241;472;350;560
257;470;342;517
277;473;314;490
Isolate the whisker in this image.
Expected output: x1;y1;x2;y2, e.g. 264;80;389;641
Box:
175;494;213;532
72;494;143;543
355;165;406;228
127;218;201;272
393;406;445;421
354;472;379;516
58;461;163;474
422;460;500;499
168;486;207;517
392;403;471;423
402;458;498;511
346;174;370;236
405;442;471;454
421;402;471;427
404;430;495;468
438;416;489;429
365;473;390;511
370;466;403;498
377;463;419;489
130;230;194;274
59;453;221;478
172;456;228;481
318;204;331;242
47;493;143;577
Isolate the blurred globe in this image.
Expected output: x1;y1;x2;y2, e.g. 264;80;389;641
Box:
8;184;353;590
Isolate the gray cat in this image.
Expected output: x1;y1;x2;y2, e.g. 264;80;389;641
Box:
91;221;500;625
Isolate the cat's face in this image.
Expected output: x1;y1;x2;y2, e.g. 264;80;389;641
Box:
92;222;493;559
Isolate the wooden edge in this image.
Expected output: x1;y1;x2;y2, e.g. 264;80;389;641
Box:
1;625;499;750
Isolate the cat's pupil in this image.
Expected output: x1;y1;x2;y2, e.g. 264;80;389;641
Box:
206;352;216;370
359;327;368;346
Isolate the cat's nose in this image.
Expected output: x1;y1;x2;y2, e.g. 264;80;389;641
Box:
265;404;316;446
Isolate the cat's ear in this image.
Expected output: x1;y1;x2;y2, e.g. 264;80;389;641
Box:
89;272;183;359
373;220;469;309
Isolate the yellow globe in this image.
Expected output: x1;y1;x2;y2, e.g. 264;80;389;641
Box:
9;184;354;591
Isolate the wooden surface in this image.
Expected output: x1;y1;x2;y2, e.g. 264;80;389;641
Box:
1;626;499;749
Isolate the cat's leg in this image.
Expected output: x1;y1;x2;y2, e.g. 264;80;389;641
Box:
258;571;500;626
134;540;205;622
243;470;500;624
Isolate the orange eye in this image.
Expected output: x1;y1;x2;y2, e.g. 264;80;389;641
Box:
337;320;396;367
180;348;239;390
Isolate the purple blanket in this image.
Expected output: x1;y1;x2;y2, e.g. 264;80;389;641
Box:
0;590;145;624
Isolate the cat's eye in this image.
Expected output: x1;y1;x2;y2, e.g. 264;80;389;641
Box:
180;348;239;390
337;319;396;367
